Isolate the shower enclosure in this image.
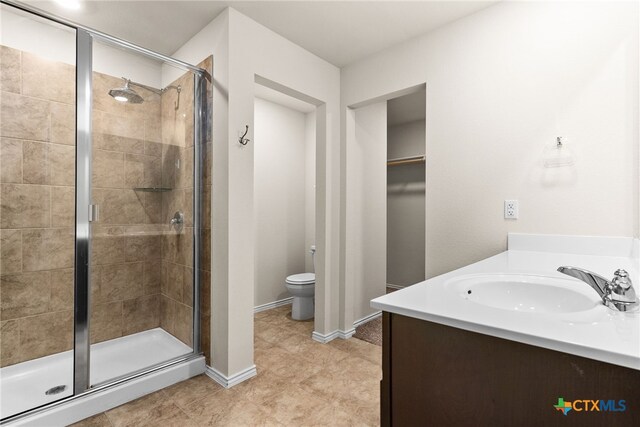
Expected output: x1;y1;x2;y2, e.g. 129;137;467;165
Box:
0;1;211;423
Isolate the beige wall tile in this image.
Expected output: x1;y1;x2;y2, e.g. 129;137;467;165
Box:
91;301;123;343
201;228;211;272
0;184;50;228
0;46;21;94
93;189;146;224
161;230;193;266
48;143;74;186
97;262;144;302
91;226;125;265
0;271;50;320
175;302;193;347
144;141;162;157
162;262;183;302
94;133;144;154
50;268;73;312
174;148;193;190
144;119;162;143
125;154;161;188
50;102;75;146
160;144;176;189
1;229;21;274
0;319;21;367
143;261;162;295
0;91;50;141
93;149;124;188
199;270;210;316
51;186;75;226
175;231;193;267
122;294;160;336
161;189;183;225
22;228;74;271
182;267;193;307
19;309;73;359
200;312;210;364
22;53;75;104
143;193;163;224
160;295;174;334
0;138;22;183
124;234;161;262
23;140;48;184
183;189;193;227
94;110;144;141
127;90;161;121
160;296;192;347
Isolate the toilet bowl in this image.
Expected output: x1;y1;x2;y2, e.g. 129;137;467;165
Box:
285;273;315;320
285;246;316;320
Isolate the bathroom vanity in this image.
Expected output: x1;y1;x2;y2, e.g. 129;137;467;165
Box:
372;234;640;426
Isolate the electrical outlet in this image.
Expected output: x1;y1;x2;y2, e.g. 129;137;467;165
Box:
504;200;519;219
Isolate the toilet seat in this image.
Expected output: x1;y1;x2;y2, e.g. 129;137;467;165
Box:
286;273;315;285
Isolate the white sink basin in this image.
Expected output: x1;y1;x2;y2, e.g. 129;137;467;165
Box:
445;274;601;314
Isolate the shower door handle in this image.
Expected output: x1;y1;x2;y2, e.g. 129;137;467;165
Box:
89;204;99;222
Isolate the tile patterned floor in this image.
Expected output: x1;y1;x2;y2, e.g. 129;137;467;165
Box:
72;305;381;426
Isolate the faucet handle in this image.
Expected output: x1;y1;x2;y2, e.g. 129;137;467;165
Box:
612;269;632;290
607;269;638;311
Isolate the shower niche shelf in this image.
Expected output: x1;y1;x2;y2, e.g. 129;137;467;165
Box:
133;187;173;193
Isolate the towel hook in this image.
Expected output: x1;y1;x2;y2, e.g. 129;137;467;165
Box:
239;125;250;145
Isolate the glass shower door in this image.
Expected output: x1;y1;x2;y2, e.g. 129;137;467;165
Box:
0;4;77;418
87;38;196;387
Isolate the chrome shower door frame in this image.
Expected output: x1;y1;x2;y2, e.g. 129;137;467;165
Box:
74;27;93;394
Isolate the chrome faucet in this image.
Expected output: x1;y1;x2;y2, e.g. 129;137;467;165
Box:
169;211;184;231
557;266;639;312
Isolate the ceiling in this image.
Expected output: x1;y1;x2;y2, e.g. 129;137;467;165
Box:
23;1;498;67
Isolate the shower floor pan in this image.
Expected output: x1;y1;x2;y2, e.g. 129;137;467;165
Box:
1;328;194;421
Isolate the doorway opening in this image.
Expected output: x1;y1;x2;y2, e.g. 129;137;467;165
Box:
253;81;318;340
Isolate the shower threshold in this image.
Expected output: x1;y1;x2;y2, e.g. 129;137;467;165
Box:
1;328;194;421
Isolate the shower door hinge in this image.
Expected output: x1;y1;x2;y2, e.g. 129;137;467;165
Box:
89;204;99;222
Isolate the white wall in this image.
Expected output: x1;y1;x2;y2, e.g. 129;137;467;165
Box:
305;112;317;272
342;1;639;285
169;7;340;379
387;119;426;287
345;102;388;324
254;97;308;307
1;7;162;87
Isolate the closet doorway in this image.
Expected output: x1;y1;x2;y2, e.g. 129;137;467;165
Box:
386;89;426;290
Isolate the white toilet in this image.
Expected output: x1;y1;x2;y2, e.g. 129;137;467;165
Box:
285;246;316;320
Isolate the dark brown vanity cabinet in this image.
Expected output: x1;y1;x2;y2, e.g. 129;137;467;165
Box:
381;312;640;426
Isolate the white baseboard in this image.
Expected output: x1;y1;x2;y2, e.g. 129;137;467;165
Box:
254;297;293;313
353;311;382;328
205;365;257;389
311;328;355;343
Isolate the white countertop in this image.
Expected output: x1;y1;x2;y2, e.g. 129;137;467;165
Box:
371;234;640;370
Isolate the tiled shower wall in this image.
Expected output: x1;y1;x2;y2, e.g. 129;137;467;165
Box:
0;45;166;366
0;45;212;366
89;71;165;347
0;45;76;367
159;56;213;364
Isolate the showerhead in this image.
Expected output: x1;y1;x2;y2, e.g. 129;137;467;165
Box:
108;78;144;104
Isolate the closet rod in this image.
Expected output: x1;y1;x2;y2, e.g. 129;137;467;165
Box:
387;155;426;167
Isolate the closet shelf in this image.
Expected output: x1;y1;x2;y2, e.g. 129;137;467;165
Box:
387;155;425;167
